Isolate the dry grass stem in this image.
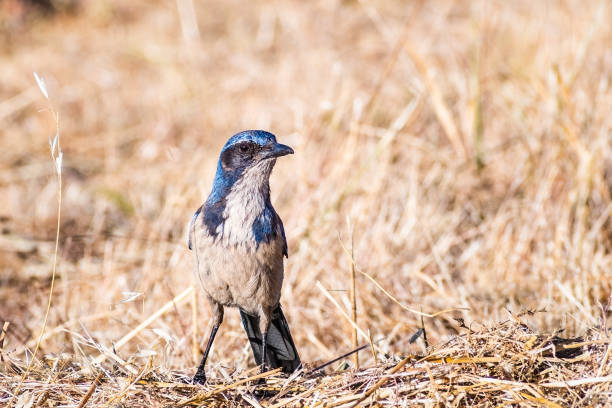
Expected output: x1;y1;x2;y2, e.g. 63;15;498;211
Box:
346;219;359;369
92;286;194;366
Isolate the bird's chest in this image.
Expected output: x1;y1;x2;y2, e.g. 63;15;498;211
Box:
218;190;265;247
195;236;284;312
194;195;284;311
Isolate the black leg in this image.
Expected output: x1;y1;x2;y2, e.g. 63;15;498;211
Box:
260;331;268;373
193;324;219;384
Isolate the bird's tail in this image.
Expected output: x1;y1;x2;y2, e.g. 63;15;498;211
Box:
239;305;301;374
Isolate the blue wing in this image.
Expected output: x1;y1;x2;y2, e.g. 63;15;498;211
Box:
277;212;288;258
188;206;202;250
252;206;288;258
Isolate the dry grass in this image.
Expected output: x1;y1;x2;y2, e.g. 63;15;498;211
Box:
1;0;611;406
2;315;610;406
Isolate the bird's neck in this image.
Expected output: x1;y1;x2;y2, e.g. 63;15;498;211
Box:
205;160;276;244
223;160;273;216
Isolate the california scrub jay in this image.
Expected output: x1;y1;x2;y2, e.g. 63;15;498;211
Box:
188;130;301;384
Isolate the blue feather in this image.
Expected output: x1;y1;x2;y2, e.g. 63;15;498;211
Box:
252;204;288;257
222;130;277;151
252;205;276;244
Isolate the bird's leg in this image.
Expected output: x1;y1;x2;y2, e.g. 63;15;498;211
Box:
193;301;224;384
258;307;272;374
260;331;269;373
193;324;218;384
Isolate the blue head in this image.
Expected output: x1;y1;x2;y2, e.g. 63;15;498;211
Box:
188;130;292;253
206;130;294;205
201;131;292;253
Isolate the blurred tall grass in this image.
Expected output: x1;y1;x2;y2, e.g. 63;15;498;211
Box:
0;0;610;374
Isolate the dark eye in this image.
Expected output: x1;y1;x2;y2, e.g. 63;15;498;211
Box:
238;143;253;154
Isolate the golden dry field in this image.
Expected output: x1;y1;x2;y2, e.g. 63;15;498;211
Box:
1;1;611;406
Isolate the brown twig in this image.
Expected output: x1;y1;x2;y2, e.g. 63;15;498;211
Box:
76;371;103;408
0;321;9;359
308;344;369;374
349;355;411;407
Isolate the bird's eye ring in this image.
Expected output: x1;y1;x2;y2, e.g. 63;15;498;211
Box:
239;143;251;153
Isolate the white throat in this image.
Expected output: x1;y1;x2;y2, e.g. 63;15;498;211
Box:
218;160;274;246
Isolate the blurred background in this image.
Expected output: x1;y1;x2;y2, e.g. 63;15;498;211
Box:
1;0;611;375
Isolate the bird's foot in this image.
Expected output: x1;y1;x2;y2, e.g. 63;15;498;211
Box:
253;382;278;398
192;370;206;385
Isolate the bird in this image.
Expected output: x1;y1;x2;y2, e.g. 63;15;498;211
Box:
188;130;301;384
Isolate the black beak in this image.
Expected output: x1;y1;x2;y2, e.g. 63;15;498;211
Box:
265;143;294;159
